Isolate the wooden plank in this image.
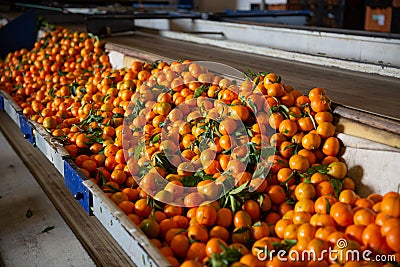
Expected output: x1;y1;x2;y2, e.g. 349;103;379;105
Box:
335;116;400;148
0;111;135;267
104;31;400;120
105;36;400;147
333;104;400;135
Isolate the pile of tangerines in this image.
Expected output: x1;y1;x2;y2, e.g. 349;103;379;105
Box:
0;27;399;267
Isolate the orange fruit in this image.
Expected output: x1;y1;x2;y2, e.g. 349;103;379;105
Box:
251;222;270;240
186;242;207;260
339;189;358;206
170;235;190;258
205;238;227;257
111;192;129;205
242;200;260;220
216;208;233;228
181;260;203;267
196;205;217;226
345;224;366;245
139;218;160;238
134;198;152;217
381;191;400;218
301;132;321;150
314;111;333;125
316;122;335;139
188;223;209;243
251;237;274;258
209;226;230;242
386;230;400;252
353;208;376;226
327;161;347;179
267;185;287;205
275;218;293;239
294;182;316;200
279;119;298;137
233;211;252;228
322;136;340;156
330;202;353;227
289;154;310;172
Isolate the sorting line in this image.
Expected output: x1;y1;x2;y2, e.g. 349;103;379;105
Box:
0;111;135;267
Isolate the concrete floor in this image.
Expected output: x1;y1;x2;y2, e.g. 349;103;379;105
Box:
0;131;95;267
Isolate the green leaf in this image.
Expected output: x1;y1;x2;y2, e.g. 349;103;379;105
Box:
152;152;177;174
272;239;297;251
277;159;289;167
194;84;210;98
283;143;297;151
180;175;202;187
308;112;317;130
247;128;254;138
150;60;161;69
134;142;144;160
102;183;121;193
305;164;329;176
189;237;198;244
325;197;332;214
279;104;290;114
230;195;237;214
258;194;264;208
253;221;262;227
97;170;107;188
41;226;55;233
242;67;258;80
149;133;161;144
330;178;343;198
58;70;68;76
112;113;123;119
79;88;87;95
246;98;258;114
229;181;250;195
280;171;295;185
233;227;250;234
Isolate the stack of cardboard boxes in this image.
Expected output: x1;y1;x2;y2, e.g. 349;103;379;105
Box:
287;0;345;27
364;0;397;32
286;0;399;32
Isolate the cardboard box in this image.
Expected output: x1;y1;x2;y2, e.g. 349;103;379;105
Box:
393;0;400;8
287;3;304;10
268;4;288;10
364;6;392;32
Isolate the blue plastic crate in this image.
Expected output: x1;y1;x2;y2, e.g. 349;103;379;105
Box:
64;158;93;215
19;114;34;144
0;93;4;111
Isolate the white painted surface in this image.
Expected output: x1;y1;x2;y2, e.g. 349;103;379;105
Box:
134;19;400;76
194;0;287;11
2;92;21;128
0;131;95;267
85;180;169;267
108;50;125;70
158;30;400;77
338;133;400;197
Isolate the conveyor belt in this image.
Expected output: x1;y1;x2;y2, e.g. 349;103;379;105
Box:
0;111;135;267
104;31;400;121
